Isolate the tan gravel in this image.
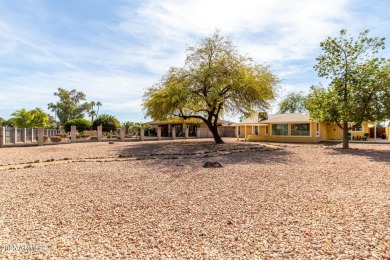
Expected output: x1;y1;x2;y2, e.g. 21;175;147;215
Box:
0;139;389;259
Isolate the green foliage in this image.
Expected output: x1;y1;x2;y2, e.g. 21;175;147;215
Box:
122;121;136;134
64;118;92;133
0;117;6;127
93;114;120;132
47;88;91;127
278;91;307;114
9;108;50;128
307;29;390;148
143;30;278;144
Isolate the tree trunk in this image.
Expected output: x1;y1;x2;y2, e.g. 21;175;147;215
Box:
342;121;349;149
212;130;224;144
206;122;224;144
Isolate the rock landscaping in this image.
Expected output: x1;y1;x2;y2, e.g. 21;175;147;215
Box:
0;139;389;258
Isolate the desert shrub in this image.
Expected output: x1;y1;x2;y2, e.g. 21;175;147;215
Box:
81;134;90;138
92;114;120;133
64;118;92;133
43;135;49;142
50;136;62;143
90;136;98;141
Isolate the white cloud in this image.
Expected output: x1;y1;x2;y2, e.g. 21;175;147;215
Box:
0;0;389;121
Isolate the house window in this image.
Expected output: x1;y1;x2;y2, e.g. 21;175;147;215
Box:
272;124;288;136
291;123;310;136
316;123;320;137
254;126;259;135
351;123;362;131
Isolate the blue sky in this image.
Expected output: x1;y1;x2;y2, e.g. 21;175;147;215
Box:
1;0;389;123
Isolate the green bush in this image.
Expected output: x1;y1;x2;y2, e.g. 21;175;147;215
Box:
50;136;62;143
64;118;92;133
93;114;120;133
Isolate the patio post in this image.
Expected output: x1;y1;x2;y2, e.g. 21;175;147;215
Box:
140;127;144;141
172;126;176;140
184;125;189;139
157;127;161;140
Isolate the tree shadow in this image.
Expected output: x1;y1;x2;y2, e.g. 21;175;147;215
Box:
326;145;390;164
116;139;293;166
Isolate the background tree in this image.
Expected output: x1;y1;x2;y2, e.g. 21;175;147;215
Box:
64;118;92;133
143;31;278;144
92;114;120;132
306;29;390;149
88;101;96;123
9;108;50;128
0;117;5;126
122;121;136;134
96;101;102;117
278;91;307;114
47;88;90;127
87;101;102;123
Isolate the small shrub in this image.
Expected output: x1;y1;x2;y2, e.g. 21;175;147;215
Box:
43;135;49;142
92;114;120;132
64;118;92;133
76;133;81;139
50;136;62;143
90;136;98;141
81;134;90;138
107;133;112;138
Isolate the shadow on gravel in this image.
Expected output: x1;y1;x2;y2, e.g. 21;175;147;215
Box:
117;140;293;166
327;147;390;164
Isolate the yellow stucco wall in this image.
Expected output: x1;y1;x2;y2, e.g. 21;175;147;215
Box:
325;123;370;140
244;122;327;143
236;120;384;143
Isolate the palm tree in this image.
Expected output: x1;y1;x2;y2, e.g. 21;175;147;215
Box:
96;101;102;117
88;101;96;123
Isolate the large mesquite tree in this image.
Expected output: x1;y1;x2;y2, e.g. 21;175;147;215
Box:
307;29;390;149
143;31;278;144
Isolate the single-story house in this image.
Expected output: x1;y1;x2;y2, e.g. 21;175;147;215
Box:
233;113;374;143
147;119;235;138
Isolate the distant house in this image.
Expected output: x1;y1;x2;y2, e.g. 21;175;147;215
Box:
147;119;235;138
233;113;372;143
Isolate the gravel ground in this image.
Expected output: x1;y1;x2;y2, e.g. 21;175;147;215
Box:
0;139;389;259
